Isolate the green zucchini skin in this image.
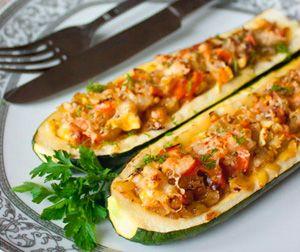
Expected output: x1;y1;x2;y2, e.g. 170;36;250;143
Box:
127;162;299;245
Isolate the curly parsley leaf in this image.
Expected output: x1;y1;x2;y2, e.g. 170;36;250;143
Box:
30;153;73;182
78;146;103;172
41;199;68;220
13;182;54;204
73;221;96;251
13;146;117;251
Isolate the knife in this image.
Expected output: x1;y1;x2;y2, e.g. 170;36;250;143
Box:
4;0;211;103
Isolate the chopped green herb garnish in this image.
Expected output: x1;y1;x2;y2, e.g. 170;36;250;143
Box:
86;81;106;93
276;43;289;54
270;84;294;95
232;58;239;75
143;154;167;165
163;142;175;149
199;151;217;169
127;131;136;137
126;73;133;83
233;134;246;145
75;107;82;117
211;148;218;154
85;104;93;110
249;50;257;65
123;73;134;89
143;155;153;164
157;155;167;164
13;147;117;251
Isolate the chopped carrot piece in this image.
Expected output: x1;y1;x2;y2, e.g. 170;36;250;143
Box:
245;34;256;46
150;86;163;97
189;71;204;97
173;79;186;100
215;49;232;64
217;66;233;85
95;100;115;116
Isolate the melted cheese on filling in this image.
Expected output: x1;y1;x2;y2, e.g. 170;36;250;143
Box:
53;20;291;149
114;67;300;219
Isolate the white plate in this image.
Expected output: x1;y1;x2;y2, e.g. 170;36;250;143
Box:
1;1;300;251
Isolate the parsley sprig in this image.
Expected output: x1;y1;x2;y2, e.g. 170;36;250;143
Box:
13;146;117;251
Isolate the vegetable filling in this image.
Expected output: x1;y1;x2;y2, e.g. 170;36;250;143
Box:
53;20;290;148
113;67;300;219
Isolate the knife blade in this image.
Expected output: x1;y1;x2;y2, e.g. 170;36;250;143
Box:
4;0;210;103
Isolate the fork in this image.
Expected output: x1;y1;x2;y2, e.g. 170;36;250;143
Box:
0;0;142;74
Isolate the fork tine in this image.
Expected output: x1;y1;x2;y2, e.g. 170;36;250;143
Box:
0;37;49;53
0;55;62;66
0;47;54;58
0;65;57;73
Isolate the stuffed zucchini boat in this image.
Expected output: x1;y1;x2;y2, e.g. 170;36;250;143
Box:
108;57;300;244
33;9;300;166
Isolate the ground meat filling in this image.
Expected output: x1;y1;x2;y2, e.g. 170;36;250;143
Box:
53;20;290;148
114;68;300;218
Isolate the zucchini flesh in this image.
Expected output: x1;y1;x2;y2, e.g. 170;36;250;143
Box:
108;57;300;244
33;9;300;166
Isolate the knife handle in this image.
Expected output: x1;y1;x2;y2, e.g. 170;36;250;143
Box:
170;0;212;19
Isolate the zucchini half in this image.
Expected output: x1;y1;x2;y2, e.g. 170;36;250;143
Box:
107;57;300;244
33;9;300;167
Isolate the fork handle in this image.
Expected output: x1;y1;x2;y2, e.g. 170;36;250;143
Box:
85;0;144;34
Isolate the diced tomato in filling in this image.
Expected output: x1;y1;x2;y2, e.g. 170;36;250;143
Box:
187;71;204;98
198;164;227;190
150;86;164;97
58;19;291;153
220;148;250;177
121;64;300;218
95;100;115;116
162;144;182;157
235;149;250;173
173;79;187;100
215;49;232;64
